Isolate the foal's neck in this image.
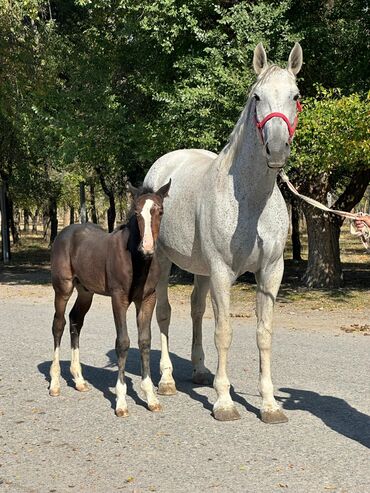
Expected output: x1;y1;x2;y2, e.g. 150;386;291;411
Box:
126;215;152;264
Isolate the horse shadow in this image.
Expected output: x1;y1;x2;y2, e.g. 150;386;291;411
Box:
278;387;370;449
37;348;259;417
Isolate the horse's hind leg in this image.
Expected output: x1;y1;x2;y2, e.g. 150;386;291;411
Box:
191;275;212;385
50;281;73;396
156;253;176;395
69;287;93;392
135;295;162;412
111;292;130;417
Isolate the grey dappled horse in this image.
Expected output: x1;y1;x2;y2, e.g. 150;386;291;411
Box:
144;43;303;423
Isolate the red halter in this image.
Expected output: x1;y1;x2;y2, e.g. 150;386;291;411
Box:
255;100;302;144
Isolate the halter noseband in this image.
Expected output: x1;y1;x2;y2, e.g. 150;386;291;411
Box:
255;100;302;144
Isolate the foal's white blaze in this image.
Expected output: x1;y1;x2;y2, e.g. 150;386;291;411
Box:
141;199;155;254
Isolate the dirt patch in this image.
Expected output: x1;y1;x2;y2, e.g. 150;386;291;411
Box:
340;323;370;334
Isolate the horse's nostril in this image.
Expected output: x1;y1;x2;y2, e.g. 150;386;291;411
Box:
285;142;290;148
266;143;271;156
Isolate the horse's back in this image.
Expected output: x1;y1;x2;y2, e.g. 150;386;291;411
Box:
52;224;106;264
144;149;217;191
51;223;119;293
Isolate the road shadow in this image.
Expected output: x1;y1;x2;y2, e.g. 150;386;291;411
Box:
37;359;144;410
38;348;259;418
278;387;370;449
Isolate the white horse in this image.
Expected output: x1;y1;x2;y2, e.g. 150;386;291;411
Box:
144;43;303;423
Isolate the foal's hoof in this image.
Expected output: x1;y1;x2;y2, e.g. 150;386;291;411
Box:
49;387;60;397
213;406;241;422
148;402;163;413
260;409;288;424
76;382;90;393
157;382;177;396
115;408;129;418
192;371;213;386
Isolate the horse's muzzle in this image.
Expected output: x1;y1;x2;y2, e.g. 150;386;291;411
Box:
267;162;285;169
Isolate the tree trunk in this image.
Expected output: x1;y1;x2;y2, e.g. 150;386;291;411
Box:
63;206;69;227
23;208;30;232
96;167;116;232
291;197;302;261
32;209;39;233
49;197;58;245
43;208;50;240
79;182;88;223
0;182;11;263
302;204;342;288
8;197;20;245
70;206;75;225
90;183;98;224
107;194;116;232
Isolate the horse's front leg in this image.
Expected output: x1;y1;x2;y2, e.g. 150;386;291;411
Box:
155;253;176;395
210;267;241;421
135;294;162;412
111;292;130;417
255;256;288;424
191;274;212;385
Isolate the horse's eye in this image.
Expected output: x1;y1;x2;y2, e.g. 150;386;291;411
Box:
293;94;300;101
254;94;260;101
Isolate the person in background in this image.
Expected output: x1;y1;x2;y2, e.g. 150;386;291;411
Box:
355;214;370;231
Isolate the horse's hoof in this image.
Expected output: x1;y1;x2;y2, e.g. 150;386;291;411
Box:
49;387;60;397
76;382;90;392
157;382;177;396
148;402;163;413
213;406;241;421
115;408;129;418
192;371;213;386
260;409;288;424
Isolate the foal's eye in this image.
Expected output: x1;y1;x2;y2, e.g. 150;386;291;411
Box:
293;94;300;101
254;94;260;102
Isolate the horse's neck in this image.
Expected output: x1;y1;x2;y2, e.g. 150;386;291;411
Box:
216;102;277;203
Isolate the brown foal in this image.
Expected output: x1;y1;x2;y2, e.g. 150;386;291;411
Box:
49;180;171;417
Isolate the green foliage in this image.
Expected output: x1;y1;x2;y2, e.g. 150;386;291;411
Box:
290;88;369;190
0;0;368;214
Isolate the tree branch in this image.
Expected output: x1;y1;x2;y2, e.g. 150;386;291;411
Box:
334;165;370;221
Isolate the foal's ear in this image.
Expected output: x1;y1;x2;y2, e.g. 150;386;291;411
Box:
126;182;139;198
287;42;303;76
253;43;268;75
156;179;171;199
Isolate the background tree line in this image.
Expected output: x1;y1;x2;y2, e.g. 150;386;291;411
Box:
0;0;369;287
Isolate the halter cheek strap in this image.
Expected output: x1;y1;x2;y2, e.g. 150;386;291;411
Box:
256;100;302;144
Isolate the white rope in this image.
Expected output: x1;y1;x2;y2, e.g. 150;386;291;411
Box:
280;170;370;252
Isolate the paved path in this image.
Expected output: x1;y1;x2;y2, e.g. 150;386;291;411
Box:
0;292;369;492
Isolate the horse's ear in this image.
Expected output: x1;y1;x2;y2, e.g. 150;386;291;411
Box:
253;43;268;75
156;179;171;199
126;182;139;198
287;42;303;76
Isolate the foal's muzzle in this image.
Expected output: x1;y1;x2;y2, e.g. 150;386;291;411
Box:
139;242;155;257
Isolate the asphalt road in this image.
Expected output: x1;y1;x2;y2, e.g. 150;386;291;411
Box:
0;292;369;493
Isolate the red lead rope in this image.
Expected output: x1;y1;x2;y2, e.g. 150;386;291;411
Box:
256;100;302;143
